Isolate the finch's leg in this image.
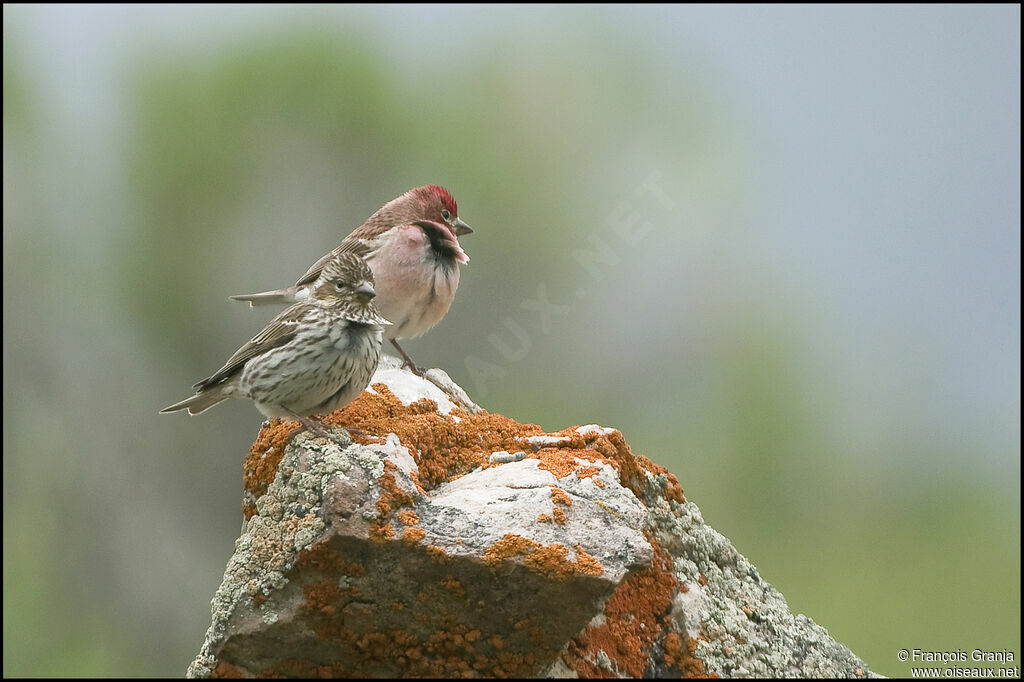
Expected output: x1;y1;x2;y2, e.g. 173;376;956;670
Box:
391;339;425;376
388;340;472;408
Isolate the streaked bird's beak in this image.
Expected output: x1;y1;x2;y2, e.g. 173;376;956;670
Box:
354;281;376;302
453;218;473;236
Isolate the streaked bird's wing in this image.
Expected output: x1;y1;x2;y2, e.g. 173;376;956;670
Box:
194;305;307;389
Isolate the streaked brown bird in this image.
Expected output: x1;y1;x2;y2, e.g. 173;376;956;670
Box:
161;253;388;442
230;185;472;373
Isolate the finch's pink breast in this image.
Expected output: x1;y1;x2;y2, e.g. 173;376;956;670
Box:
368;224;462;340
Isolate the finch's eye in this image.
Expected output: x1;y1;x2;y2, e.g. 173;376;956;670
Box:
335;280;344;289
441;209;452;221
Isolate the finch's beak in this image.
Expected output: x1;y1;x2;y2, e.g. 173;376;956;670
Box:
453;218;473;236
354;281;376;303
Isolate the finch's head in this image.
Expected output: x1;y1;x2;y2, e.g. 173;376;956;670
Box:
412;185;473;238
408;185;473;264
373;185;473;264
409;185;471;232
314;253;389;326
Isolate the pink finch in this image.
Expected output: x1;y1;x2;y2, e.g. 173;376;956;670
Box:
230;185;472;373
162;253;388;443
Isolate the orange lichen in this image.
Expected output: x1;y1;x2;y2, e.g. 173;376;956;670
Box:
549;486;573;507
482;534;540;566
245;386;683;526
369;461;417;542
570;427;686;504
304;581;343;615
670;635;712;678
534;448;606;479
535;486;573;524
326;383;545;490
564;540;712;678
483;533;603;581
424;544;448;563
407;397;439;414
664;632;683;665
402;527;426;544
408;469;427;495
211;662;245;678
372;521;396;543
571;544;604;576
242;418;302;517
396;510;420;526
296;541;366;580
441;575;465;598
662;631;709;676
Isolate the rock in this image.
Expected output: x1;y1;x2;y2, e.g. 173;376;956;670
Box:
487;451;526;464
367;355;482;416
189;356;876;678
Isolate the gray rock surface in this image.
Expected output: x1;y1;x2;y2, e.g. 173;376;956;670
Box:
188;357;876;678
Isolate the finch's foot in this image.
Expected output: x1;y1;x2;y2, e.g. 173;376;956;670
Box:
402;361;427;376
391;339;426;376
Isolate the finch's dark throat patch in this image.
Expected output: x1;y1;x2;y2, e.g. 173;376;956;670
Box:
416;220;461;263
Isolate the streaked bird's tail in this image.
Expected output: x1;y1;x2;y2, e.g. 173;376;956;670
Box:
160;389;228;416
229;287;298;307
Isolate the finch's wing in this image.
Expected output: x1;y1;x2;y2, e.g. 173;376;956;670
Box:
294;227;384;287
194;305;307;390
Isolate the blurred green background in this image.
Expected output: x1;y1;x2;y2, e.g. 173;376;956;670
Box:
3;5;1019;677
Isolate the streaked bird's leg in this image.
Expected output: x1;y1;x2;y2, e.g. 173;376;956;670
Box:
280;407;352;448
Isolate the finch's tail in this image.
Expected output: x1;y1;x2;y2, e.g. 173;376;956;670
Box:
160;389;229;416
229;288;298;307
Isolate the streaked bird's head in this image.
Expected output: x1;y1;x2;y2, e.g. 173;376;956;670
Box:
314;253;390;326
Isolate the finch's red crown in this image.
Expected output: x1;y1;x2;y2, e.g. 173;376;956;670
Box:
425;185;458;217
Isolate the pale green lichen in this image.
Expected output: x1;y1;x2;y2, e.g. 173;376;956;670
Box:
355;447;386;480
323;451;353;475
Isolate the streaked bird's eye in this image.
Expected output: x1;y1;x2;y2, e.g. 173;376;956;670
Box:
441;209;452;221
335;280;344;289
